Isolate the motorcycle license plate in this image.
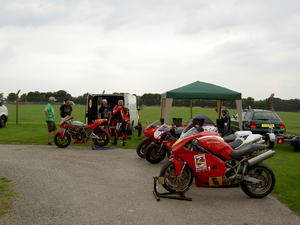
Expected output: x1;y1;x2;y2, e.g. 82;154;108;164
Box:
261;124;274;127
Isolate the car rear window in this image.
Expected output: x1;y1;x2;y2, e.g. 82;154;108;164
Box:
253;112;280;120
244;111;252;119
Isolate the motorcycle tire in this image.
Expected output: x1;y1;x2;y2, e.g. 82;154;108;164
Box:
159;161;193;193
145;143;167;164
265;137;275;149
93;129;110;146
240;162;275;198
54;133;71;148
136;140;150;158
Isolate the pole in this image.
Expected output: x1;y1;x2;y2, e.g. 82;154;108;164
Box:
190;99;193;119
16;90;21;124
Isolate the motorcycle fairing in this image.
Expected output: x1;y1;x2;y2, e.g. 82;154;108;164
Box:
86;119;107;129
197;134;233;160
194;154;227;187
170;153;227;187
154;124;173;139
194;154;207;172
162;139;177;149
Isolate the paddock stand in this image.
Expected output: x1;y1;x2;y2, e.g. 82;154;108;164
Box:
153;176;192;201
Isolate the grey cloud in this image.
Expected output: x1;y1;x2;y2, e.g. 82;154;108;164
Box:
0;46;15;60
0;0;69;27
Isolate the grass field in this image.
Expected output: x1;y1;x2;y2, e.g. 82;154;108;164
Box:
1;104;300;215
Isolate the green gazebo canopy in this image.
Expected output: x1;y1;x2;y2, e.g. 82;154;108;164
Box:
161;81;241;100
160;81;243;130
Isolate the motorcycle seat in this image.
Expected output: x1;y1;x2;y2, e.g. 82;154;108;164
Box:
228;139;243;149
229;144;268;159
223;134;236;143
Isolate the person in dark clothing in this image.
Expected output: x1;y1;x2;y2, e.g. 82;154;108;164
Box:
60;99;73;118
98;99;111;128
112;100;130;146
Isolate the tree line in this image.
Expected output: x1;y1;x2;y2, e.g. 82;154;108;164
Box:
3;91;300;112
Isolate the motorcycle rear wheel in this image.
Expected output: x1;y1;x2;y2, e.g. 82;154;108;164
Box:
145;144;167;164
159;161;193;193
240;162;275;198
136;140;149;158
93;129;110;146
54;133;71;148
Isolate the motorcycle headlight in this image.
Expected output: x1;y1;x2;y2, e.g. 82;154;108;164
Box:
154;130;161;139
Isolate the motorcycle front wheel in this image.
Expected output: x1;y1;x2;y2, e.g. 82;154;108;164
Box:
54;133;71;148
159;161;193;193
136;140;149;158
93;129;110;146
240;162;275;198
145;143;167;164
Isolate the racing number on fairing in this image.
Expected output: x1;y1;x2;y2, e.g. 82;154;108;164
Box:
209;177;223;186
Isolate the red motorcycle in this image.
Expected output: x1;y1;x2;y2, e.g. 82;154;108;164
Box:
154;118;276;200
145;115;217;164
136;120;162;158
54;116;110;148
145;124;185;164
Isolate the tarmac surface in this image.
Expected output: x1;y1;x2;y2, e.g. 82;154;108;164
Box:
0;144;299;225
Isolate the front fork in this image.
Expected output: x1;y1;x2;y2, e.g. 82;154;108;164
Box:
58;130;66;138
169;157;185;176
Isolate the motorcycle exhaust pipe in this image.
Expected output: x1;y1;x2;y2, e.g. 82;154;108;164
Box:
248;150;275;166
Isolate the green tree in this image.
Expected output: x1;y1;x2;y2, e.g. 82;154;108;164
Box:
7;93;17;102
140;93;161;106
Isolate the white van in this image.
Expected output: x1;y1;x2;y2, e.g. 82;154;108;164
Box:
85;93;141;134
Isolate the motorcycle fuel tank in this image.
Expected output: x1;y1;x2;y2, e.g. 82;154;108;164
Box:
197;132;233;160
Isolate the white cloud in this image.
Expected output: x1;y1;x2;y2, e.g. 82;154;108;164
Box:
0;0;300;100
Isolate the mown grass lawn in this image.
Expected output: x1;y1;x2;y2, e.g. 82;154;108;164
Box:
0;104;300;215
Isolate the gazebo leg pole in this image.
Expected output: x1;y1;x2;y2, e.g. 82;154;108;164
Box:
190;99;193;119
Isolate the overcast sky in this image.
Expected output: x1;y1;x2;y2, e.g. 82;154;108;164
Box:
1;0;299;100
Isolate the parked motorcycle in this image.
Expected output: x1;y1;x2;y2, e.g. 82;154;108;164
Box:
223;131;265;150
144;115;217;164
145;124;185;163
54;116;110;148
136;120;162;158
155;118;275;200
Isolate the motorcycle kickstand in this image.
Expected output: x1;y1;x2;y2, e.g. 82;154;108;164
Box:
152;176;192;201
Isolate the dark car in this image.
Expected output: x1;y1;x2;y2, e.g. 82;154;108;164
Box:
231;109;285;148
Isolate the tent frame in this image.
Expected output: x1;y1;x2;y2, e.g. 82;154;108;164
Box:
160;81;243;131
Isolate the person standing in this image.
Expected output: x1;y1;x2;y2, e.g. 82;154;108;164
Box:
98;99;111;125
112;100;130;146
60;98;73;118
44;96;57;145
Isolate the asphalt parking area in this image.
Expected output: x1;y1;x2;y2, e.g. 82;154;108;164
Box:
0;145;299;225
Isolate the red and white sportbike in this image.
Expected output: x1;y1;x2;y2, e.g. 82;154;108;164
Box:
155;118;276;200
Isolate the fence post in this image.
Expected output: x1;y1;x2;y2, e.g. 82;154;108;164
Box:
16;90;21;124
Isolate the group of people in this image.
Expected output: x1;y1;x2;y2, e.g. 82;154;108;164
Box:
44;97;129;146
98;99;130;146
